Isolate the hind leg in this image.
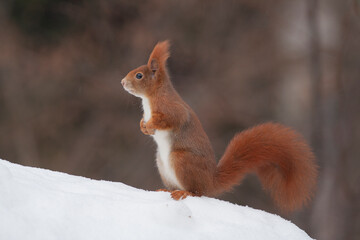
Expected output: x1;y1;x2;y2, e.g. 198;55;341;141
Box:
171;151;217;196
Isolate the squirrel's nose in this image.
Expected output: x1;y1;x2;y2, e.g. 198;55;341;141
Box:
121;79;125;86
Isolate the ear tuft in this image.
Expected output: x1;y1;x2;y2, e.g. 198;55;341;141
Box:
147;40;170;72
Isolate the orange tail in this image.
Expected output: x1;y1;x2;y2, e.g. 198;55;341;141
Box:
214;123;318;211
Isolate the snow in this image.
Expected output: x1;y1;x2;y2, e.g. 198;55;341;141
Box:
0;159;313;240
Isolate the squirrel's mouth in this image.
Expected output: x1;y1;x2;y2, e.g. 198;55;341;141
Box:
121;79;133;92
123;84;141;97
121;78;143;98
123;86;135;94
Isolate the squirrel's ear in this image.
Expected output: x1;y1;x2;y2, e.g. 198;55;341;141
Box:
149;59;159;72
148;40;170;73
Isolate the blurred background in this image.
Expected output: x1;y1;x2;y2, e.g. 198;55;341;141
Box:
0;0;359;239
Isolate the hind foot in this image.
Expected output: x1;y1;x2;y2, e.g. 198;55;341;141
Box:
171;190;197;200
156;189;171;193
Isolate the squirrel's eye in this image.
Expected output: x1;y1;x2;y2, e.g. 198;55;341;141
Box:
136;73;143;79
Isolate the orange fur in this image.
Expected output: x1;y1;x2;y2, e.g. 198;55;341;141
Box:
122;40;318;212
156;189;171;193
170;190;197;200
147;40;170;76
215;123;317;211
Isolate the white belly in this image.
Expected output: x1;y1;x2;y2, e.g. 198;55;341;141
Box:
141;97;182;189
153;130;183;189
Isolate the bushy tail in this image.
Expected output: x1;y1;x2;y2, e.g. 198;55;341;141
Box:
214;123;318;211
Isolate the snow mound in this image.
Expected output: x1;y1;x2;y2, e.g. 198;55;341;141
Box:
0;159;313;240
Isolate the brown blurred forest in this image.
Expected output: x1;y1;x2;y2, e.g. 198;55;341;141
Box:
0;0;359;239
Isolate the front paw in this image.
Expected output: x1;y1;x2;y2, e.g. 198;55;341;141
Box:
140;118;155;135
146;125;155;135
140;118;149;135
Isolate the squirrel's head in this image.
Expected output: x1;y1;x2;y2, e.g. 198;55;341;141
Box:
121;40;170;98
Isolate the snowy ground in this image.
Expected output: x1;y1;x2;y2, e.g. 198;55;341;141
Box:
0;159;313;240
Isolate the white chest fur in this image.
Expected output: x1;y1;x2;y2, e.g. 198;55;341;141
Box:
141;97;182;189
142;98;152;122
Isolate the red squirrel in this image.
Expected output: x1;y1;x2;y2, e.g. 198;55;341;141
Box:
121;40;318;211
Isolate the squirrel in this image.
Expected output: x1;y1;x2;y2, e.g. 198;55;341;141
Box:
121;40;318;212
